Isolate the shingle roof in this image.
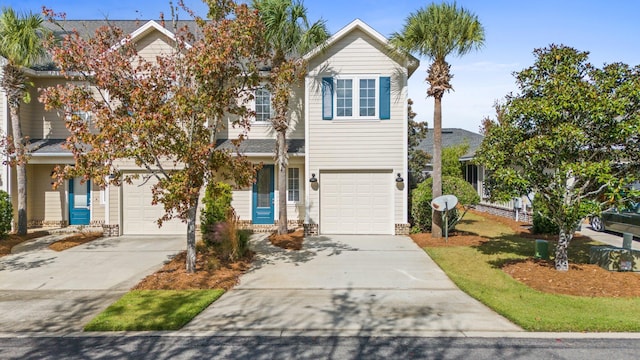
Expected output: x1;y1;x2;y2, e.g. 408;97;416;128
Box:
28;138;305;156
215;139;304;155
28;138;69;154
417;128;484;160
33;20;198;70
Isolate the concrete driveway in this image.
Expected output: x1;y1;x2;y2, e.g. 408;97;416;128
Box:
0;235;184;333
184;234;522;336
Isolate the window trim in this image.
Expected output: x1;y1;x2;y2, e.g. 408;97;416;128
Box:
287;167;300;203
254;87;273;123
333;75;379;120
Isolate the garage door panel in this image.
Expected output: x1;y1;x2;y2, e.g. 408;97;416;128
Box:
320;171;392;235
122;175;187;235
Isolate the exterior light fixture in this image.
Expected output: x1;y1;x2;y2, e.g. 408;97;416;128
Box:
309;173;318;183
395;173;404;182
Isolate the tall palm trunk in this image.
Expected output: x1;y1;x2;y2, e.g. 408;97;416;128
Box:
2;64;28;235
10;107;27;235
431;96;443;238
276;130;287;235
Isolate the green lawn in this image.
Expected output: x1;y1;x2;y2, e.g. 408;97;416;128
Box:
84;290;224;331
427;212;640;332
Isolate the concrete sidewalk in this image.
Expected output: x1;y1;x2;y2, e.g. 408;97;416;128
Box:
0;235;184;332
183;234;522;336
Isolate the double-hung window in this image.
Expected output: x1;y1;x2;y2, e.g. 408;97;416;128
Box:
322;76;390;120
335;77;377;119
287;168;300;202
255;88;272;122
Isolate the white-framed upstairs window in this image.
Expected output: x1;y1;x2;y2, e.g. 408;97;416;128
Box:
255;87;273;122
69;110;92;125
322;75;391;121
287;167;300;203
335;77;377;119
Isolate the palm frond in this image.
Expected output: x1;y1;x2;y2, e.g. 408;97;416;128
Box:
0;7;48;67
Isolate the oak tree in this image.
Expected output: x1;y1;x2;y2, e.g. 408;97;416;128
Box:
476;45;640;271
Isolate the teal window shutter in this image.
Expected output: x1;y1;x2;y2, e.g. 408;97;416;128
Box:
379;76;390;120
322;77;333;120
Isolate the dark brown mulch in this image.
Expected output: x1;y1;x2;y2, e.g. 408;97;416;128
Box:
269;229;304;250
0;231;50;256
503;258;640;297
413;210;640;297
48;232;104;251
133;248;254;290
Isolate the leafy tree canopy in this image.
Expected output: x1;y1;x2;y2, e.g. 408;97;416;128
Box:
442;142;469;178
40;2;268;272
475;44;640;270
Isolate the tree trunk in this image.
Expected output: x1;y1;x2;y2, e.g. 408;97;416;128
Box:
185;197;199;273
10;105;27;235
276;130;288;235
431;96;443;238
554;226;573;271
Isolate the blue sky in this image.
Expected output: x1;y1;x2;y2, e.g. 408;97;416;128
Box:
3;0;640;132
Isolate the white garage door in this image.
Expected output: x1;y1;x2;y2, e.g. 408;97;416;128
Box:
122;175;188;235
320;170;393;234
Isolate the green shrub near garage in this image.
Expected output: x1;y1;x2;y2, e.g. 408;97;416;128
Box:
411;176;480;233
0;190;12;237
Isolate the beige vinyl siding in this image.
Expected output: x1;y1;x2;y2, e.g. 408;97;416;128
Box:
91;187;105;223
26;165;65;223
134;31;175;61
109;183;119;225
226;83;305;141
21;78;95;140
306;28;407;226
231;188;252;220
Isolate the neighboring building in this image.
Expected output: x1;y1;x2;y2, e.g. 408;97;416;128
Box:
418;128;532;222
417;128;485;197
0;19;419;236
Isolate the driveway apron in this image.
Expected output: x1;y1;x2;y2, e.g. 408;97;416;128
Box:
184;234;522;336
0;235;184;333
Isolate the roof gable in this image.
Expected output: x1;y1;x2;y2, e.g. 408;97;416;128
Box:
304;19;419;77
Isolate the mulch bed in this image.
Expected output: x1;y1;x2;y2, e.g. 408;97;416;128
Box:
48;232;104;251
269;229;304;250
413;210;640;297
133;248;254;290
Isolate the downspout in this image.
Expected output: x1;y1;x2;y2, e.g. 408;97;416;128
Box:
304;76;311;225
104;176;110;226
401;70;409;226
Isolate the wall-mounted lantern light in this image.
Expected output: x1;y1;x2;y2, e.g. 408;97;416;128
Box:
309;173;318;183
395;173;404;183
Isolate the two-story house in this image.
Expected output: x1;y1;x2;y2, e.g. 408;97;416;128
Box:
0;18;418;236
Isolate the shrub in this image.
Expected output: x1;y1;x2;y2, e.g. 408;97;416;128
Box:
201;181;233;243
531;194;560;235
203;208;251;262
0;190;12;237
411;176;480;233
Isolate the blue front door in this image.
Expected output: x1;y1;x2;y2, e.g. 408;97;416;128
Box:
69;178;90;225
252;165;274;225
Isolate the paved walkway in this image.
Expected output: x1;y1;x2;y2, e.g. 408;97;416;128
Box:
183;234;522;336
0;235;184;333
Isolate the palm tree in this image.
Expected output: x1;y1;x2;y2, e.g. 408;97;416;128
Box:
252;0;329;235
391;2;484;238
0;7;48;235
